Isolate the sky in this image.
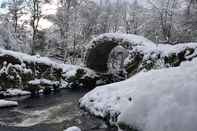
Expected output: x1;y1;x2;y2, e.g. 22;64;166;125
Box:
0;0;150;7
0;0;6;6
0;0;151;29
93;0;151;8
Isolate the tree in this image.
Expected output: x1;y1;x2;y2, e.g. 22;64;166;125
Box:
28;0;42;55
8;0;25;33
55;0;73;62
148;0;178;43
125;0;143;34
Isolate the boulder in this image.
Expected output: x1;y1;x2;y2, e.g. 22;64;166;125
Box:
0;99;18;108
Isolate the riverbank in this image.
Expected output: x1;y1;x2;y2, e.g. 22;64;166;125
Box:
0;89;117;131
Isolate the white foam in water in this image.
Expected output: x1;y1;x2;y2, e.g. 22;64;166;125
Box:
15;102;73;127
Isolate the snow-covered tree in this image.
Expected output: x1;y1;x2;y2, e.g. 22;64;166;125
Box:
28;0;42;54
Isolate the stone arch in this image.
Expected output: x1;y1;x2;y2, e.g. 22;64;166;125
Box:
85;33;156;73
86;40;120;72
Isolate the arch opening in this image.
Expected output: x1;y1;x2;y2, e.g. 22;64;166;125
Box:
86;41;119;73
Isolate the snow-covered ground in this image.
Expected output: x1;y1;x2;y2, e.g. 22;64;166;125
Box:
0;99;18;108
80;57;197;131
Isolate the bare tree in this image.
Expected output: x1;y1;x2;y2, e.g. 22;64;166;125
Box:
149;0;177;43
8;0;19;32
187;0;197;15
126;0;140;34
56;0;73;62
28;0;42;54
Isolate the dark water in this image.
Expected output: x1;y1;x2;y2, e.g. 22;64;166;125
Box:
0;90;117;131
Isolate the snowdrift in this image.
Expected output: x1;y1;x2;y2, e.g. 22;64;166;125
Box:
80;57;197;131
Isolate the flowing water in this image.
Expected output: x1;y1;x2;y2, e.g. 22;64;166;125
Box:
0;89;117;131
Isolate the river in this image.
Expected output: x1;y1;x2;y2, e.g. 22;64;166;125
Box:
0;89;117;131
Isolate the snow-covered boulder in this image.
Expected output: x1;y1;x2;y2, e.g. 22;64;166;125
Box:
0;48;63;81
80;57;197;131
0;99;18;108
0;89;30;98
124;42;197;76
0;48;63;96
137;43;197;71
27;79;60;95
63;67;98;89
63;65;122;89
64;126;81;131
0;47;102;95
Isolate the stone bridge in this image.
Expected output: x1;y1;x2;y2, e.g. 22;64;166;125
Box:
85;33;156;73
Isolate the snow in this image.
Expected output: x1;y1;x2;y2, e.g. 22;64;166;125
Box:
62;64;97;78
124;42;197;72
80;58;197;131
0;99;18;108
39;18;54;30
41;0;58;16
0;47;86;72
0;48;62;69
64;126;81;131
3;89;30;97
0;47;92;73
158;43;197;59
89;33;197;62
28;79;59;86
62;64;81;78
89;33;157;53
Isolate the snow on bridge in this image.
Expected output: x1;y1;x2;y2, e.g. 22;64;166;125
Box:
85;33;156;73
